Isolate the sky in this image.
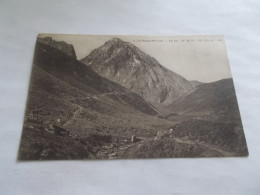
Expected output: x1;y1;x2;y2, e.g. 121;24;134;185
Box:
38;34;232;83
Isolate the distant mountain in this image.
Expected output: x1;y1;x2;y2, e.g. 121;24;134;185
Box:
81;38;194;105
167;78;240;118
190;80;202;88
38;37;77;58
33;38;157;116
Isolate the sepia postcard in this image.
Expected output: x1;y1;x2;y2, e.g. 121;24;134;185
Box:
18;34;248;160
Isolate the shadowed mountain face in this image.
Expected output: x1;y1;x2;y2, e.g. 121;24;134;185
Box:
167;78;240;118
33;38;157;116
81;38;194;105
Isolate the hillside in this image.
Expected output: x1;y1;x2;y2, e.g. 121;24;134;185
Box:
18;37;178;160
34;39;157;116
167;78;241;119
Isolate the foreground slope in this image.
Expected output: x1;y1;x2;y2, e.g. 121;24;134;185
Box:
19;37;177;160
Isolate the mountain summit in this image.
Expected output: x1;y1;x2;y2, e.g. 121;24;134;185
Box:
81;38;193;105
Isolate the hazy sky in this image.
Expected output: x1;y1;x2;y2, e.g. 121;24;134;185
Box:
38;34;232;83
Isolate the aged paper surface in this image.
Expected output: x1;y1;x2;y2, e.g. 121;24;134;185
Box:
18;34;248;160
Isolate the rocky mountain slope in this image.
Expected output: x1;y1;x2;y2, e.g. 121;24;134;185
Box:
38;36;77;58
81;38;194;105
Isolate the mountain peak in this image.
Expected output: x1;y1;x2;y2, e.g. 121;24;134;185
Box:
81;38;193;105
103;37;128;48
109;37;124;43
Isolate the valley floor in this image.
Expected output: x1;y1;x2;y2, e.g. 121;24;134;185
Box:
18;111;248;160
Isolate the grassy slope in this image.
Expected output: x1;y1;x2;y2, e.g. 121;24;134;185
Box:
18;43;177;160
